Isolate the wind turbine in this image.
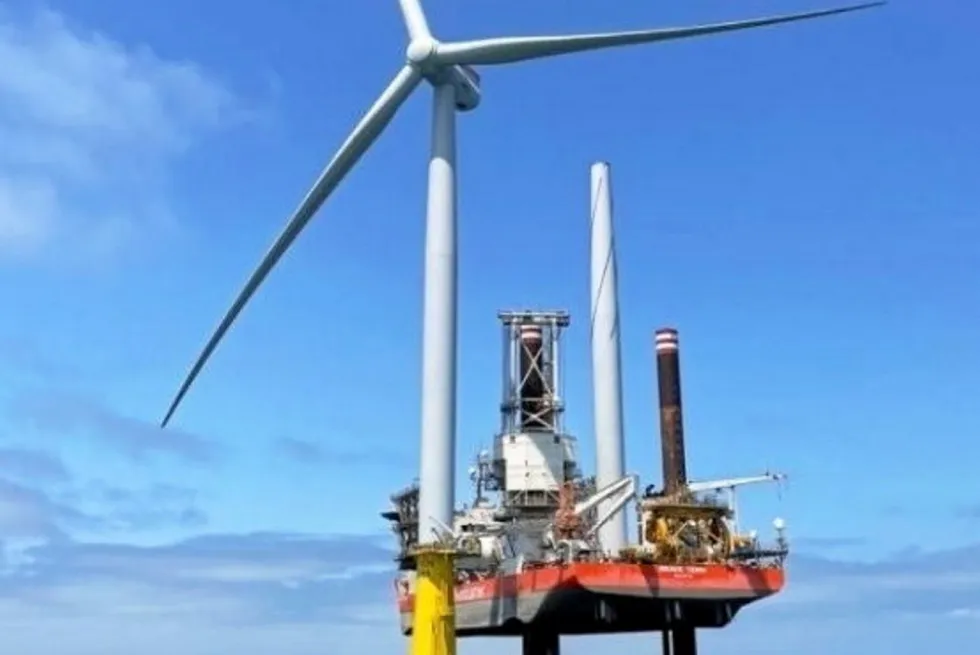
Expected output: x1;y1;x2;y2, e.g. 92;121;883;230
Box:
160;0;883;552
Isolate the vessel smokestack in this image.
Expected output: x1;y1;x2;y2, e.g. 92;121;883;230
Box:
655;328;688;494
589;161;628;554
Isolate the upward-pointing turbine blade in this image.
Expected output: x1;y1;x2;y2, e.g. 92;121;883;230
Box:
160;64;423;428
432;2;884;66
398;0;431;40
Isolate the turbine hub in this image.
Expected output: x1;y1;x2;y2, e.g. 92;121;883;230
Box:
406;37;438;65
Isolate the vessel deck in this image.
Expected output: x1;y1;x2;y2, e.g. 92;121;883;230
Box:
397;561;783;636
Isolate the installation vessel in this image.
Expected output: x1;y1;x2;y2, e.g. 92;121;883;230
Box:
383;164;789;655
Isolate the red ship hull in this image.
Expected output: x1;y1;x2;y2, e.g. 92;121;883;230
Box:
396;562;784;636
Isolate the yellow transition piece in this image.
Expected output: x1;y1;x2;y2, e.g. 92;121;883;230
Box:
410;547;456;655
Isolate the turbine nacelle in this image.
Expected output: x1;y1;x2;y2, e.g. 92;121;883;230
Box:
407;38;482;111
445;64;481;111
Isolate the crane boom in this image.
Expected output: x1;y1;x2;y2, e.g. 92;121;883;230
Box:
686;472;786;494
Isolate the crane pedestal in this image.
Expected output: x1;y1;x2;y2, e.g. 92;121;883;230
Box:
522;630;560;655
661;627;697;655
410;547;457;655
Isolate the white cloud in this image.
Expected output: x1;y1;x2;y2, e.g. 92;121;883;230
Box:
948;608;980;621
0;5;245;263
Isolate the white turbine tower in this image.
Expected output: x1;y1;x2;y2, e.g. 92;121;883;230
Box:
590;161;628;556
159;6;883;647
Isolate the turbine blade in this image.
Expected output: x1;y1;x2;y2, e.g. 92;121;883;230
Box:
432;2;884;66
160;64;423;428
398;0;431;40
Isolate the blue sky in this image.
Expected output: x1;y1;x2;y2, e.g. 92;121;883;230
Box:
0;0;978;652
